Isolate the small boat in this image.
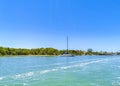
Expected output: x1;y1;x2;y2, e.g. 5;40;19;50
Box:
59;36;74;57
60;54;74;57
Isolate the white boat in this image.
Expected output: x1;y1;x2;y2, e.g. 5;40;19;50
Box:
59;36;74;57
60;54;74;57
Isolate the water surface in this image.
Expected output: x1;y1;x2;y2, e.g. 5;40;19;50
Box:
0;56;120;86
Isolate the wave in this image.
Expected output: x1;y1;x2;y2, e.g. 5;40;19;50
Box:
0;77;4;80
27;60;85;68
24;57;114;69
27;58;104;68
112;80;120;86
0;59;106;81
15;59;105;79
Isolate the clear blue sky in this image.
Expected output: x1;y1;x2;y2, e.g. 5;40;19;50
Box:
0;0;120;51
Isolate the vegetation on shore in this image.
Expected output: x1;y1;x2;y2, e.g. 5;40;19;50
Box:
0;46;118;56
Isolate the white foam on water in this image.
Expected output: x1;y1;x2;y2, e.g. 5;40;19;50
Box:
14;72;34;79
0;59;107;81
30;58;109;69
112;81;120;86
38;59;105;74
27;60;85;68
0;77;4;80
23;83;28;86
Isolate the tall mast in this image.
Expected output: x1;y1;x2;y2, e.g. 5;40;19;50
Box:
67;36;68;54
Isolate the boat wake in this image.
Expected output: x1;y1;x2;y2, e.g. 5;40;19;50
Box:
0;59;108;82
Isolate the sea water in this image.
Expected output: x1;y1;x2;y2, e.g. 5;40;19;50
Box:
0;56;120;86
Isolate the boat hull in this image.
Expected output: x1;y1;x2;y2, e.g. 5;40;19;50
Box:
59;54;74;57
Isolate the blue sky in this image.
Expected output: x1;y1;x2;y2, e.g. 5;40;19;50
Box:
0;0;120;51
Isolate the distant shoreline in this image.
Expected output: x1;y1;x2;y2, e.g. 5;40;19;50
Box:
0;46;119;56
0;54;119;57
0;55;57;57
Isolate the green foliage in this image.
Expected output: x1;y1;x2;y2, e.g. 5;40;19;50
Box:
0;47;60;56
87;48;93;52
0;46;115;56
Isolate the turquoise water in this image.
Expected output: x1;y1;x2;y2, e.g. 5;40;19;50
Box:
0;56;120;86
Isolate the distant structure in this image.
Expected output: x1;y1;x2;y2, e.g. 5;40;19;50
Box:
60;36;74;57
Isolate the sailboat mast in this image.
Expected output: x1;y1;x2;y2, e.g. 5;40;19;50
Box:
67;36;68;54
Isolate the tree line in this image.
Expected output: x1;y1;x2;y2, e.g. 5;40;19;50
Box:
0;47;117;56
